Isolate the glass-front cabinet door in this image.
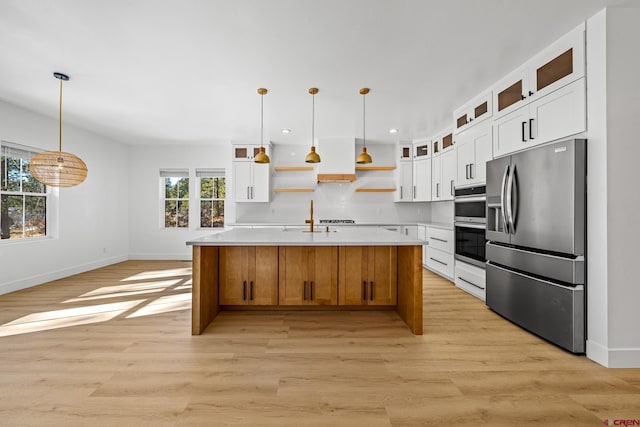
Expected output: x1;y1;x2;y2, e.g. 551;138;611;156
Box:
413;141;430;159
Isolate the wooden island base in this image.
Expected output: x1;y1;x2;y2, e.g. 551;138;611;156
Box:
191;245;423;335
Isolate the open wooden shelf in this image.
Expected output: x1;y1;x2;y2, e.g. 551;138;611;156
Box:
274;166;315;172
274;188;315;193
355;188;396;193
355;166;397;171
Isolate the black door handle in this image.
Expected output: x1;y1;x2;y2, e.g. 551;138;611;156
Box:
370;281;374;301
521;121;527;142
362;280;367;300
529;118;534;140
250;281;254;301
310;281;314;301
303;281;307;300
243;281;247;301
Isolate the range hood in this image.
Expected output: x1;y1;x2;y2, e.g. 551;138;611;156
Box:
316;137;356;183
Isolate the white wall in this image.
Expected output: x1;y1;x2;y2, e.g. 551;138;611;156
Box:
0;100;129;295
586;8;640;368
604;7;640;367
128;144;231;259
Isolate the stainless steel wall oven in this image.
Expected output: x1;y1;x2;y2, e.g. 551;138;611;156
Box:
454;185;486;269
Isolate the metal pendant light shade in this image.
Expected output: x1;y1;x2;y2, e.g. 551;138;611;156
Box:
356;87;372;164
30;72;88;187
305;87;321;163
254;87;271;164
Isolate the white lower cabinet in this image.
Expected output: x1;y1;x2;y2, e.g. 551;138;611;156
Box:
426;247;454;279
424;226;454;280
455;261;486;301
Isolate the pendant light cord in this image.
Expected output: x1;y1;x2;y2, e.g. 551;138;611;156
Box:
260;93;264;148
311;93;315;147
362;93;366;148
59;78;63;152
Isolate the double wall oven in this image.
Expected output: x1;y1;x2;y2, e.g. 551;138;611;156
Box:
454;185;486;268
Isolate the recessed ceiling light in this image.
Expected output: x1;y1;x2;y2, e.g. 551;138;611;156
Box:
389;128;399;134
281;129;291;134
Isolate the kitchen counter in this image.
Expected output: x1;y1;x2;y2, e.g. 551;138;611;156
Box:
188;228;423;336
226;221;453;230
187;227;424;247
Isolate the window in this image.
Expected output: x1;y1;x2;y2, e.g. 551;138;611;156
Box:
1;142;48;240
197;169;225;228
161;170;189;228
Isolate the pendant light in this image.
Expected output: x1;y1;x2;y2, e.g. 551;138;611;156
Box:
305;87;321;163
254;87;270;164
356;87;373;164
30;72;88;187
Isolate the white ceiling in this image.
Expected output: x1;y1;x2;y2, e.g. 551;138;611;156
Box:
0;0;630;146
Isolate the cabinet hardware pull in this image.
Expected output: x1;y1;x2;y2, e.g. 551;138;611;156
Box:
430;237;447;243
436;183;439;198
521;94;526;100
465;164;469;179
310;281;314;301
470;163;474;179
457;276;485;290
369;281;374;301
250;281;254;301
243;281;247;300
521;121;527;142
363;280;367;300
450;180;454;196
303;281;307;300
430;257;448;266
413;185;416;199
529;118;534;140
400;186;403;199
529;90;534;96
247;187;250;199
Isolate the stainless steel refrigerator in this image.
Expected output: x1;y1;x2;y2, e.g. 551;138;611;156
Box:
485;139;586;353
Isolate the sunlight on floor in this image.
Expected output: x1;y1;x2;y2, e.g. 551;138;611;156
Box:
121;268;192;282
0;299;145;337
127;293;192;318
0;265;194;337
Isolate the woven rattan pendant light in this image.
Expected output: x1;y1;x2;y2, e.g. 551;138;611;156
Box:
30;72;88;187
254;88;271;164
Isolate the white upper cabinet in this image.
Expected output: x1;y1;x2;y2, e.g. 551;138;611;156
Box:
232;143;271;202
395;161;413;202
441;149;457;200
397;142;413;162
412;140;432;202
456;123;492;186
233;144;270;161
493;22;585;119
493;77;586;158
453;90;493;135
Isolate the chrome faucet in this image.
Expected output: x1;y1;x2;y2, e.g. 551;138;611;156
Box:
305;200;314;232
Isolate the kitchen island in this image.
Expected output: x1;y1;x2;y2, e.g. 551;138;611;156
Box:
187;227;423;335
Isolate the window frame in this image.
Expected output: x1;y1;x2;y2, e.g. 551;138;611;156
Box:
196;168;226;229
1;141;51;243
160;169;190;229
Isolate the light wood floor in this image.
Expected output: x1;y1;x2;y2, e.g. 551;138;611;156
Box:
0;261;639;426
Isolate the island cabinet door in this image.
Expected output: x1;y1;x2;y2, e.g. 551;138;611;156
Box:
219;246;278;305
338;246;368;305
367;246;398;306
307;246;338;305
219;247;251;305
279;246;338;305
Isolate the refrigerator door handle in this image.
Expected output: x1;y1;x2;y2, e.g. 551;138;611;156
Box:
500;164;510;234
506;164;515;233
511;165;518;232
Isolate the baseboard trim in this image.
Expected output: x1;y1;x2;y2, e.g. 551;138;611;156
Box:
0;255;128;296
587;340;640;368
128;253;192;261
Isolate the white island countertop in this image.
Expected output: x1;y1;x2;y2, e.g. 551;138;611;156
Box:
187;227;424;247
